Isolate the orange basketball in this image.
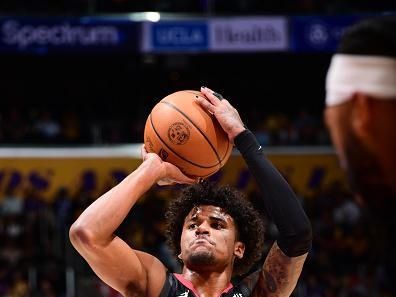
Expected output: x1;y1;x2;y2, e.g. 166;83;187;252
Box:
144;90;232;178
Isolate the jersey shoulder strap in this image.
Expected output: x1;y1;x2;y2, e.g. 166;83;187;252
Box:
159;272;189;297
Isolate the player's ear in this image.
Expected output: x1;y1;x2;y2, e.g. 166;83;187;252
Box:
351;92;372;139
234;241;245;259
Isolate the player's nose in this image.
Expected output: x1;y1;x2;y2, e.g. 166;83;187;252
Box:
195;221;210;235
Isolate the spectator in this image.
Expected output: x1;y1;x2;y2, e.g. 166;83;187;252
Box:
33;111;61;143
1;187;23;217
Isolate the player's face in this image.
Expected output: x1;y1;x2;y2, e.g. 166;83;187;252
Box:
179;205;245;271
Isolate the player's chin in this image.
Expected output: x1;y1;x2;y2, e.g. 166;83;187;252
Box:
188;250;216;266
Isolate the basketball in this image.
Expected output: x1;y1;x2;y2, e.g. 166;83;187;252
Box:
144;90;232;178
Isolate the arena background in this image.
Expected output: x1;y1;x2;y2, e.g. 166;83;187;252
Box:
0;1;395;297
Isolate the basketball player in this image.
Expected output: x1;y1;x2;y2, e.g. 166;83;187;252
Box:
324;16;396;292
70;86;312;297
325;15;396;204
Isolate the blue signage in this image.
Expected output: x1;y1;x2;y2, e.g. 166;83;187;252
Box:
0;17;138;54
290;15;365;53
149;21;209;51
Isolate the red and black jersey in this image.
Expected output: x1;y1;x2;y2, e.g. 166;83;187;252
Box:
159;270;261;297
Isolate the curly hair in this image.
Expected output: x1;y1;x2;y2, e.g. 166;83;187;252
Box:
165;181;265;275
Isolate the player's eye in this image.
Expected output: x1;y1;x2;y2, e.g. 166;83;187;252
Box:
211;222;223;229
188;223;197;229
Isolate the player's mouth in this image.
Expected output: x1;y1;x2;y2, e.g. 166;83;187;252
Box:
191;237;215;246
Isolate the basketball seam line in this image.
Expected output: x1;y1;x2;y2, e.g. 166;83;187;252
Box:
178;92;232;162
149;113;219;169
161;100;222;168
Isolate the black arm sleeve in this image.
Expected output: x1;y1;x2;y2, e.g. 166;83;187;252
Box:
235;129;312;257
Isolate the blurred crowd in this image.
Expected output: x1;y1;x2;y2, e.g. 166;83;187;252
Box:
301;183;392;297
0;179;392;297
0;184;114;297
0;107;330;146
0;107;141;145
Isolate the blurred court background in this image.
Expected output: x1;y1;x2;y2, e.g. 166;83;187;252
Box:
0;1;395;297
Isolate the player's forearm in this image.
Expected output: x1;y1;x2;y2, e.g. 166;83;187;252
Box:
70;159;161;246
262;242;307;297
235;130;312;257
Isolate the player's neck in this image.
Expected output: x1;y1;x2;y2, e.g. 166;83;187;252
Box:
180;267;233;297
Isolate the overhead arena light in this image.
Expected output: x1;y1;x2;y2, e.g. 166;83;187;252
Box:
144;12;161;22
127;12;161;22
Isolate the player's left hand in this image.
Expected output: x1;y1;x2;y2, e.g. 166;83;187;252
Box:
196;86;246;143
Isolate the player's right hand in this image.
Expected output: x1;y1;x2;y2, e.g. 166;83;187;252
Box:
197;86;246;144
141;145;196;186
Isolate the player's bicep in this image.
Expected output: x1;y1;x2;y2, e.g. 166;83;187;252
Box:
256;242;307;297
73;235;166;297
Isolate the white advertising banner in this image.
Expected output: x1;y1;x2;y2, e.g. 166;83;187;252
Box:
209;17;288;52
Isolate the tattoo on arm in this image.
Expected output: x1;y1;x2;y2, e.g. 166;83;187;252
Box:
255;242;307;297
264;245;290;294
263;270;277;293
